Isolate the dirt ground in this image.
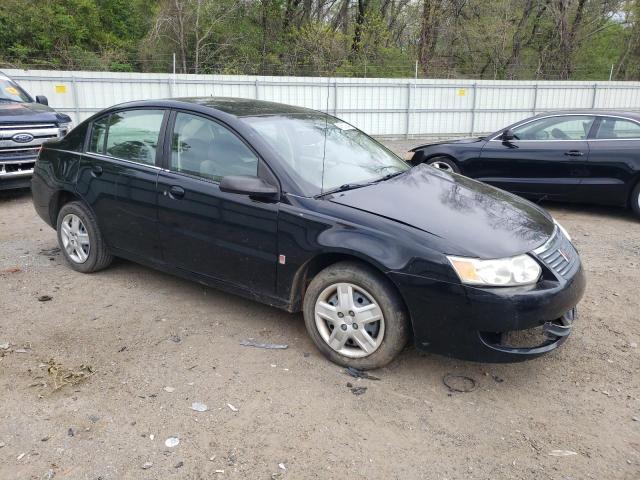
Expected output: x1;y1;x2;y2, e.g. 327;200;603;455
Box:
0;138;639;479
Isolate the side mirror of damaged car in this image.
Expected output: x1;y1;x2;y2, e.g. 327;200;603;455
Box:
501;129;516;142
35;95;49;106
219;175;279;200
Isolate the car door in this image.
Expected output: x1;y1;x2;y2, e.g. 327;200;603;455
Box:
478;115;595;200
156;110;279;295
77;108;167;261
585;116;640;206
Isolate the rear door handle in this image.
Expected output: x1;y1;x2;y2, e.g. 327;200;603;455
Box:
91;165;103;177
564;150;584;157
167;185;185;199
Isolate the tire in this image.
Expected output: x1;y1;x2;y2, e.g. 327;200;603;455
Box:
631;182;640;218
56;201;113;273
303;261;410;370
426;156;460;174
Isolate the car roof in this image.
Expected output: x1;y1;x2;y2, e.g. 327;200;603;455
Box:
533;110;640;120
110;97;322;118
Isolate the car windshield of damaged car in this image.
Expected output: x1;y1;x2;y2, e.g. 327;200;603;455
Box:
245;113;409;196
0;78;32;103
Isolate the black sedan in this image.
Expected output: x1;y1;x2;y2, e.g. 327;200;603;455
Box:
406;111;640;217
32;98;585;369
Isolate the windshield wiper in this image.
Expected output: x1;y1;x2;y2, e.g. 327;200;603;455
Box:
372;171;405;183
318;181;373;197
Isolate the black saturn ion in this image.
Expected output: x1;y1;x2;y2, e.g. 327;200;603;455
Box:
32;98;586;369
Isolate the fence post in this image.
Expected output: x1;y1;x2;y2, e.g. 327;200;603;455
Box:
405;82;411;139
255;79;259;100
70;75;80;124
532;83;538;115
334;81;338;115
167;78;174;97
470;83;478;136
591;83;598;109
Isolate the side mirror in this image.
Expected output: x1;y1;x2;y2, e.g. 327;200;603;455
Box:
35;95;49;106
219;175;278;199
501;129;515;142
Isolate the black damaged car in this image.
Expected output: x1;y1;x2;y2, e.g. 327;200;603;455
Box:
31;98;585;369
406;111;640;218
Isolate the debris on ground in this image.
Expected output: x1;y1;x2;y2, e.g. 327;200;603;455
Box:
0;442;5;448
88;415;100;423
17;452;25;460
0;342;9;350
163;386;175;393
227;403;239;412
442;374;477;393
191;402;208;412
345;367;380;381
175;461;184;468
142;462;153;469
278;463;287;470
303;352;310;357
43;468;55;480
548;450;578;457
3;267;21;273
117;346;127;352
239;339;288;349
39;247;61;256
170;335;182;343
165;437;180;448
46;359;95;392
350;386;367;396
38;295;53;302
68;428;75;437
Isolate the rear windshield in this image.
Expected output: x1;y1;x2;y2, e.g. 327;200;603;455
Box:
0;78;32;103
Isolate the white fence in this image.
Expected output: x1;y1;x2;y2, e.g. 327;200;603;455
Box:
6;69;640;137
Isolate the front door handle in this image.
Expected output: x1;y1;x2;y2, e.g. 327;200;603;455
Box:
564;150;584;157
168;185;185;199
91;165;103;177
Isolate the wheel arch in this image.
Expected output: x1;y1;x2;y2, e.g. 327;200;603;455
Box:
49;190;84;226
627;173;640;208
288;252;412;335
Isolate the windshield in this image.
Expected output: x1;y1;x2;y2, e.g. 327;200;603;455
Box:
245;113;409;196
0;78;32;103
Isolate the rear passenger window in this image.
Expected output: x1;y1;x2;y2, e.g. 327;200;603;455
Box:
104;110;164;165
170;112;258;181
595;118;640;139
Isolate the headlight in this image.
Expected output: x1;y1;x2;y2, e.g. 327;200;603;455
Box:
447;254;541;287
553;219;571;241
58;122;73;136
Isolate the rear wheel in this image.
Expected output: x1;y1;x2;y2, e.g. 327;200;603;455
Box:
56;201;113;273
426;156;460;174
631;182;640;218
303;261;410;370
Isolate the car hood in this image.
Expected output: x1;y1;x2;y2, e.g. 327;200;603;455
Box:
411;136;484;151
0;102;69;124
328;164;554;258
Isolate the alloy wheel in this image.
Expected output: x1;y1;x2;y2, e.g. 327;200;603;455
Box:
430;160;454;172
60;213;90;264
314;282;385;358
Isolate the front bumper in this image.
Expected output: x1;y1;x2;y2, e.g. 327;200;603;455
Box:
390;263;586;362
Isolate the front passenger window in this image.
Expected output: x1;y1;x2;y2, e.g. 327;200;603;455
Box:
170;112;258;181
512;116;594;141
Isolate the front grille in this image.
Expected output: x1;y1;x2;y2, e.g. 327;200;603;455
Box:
0;123;61;150
533;228;579;278
0;147;40;159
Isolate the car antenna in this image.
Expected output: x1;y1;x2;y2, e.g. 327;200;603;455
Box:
320;77;330;195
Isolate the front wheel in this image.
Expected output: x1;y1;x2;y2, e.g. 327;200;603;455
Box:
303;261;410;370
631;182;640;218
426;156;460;174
